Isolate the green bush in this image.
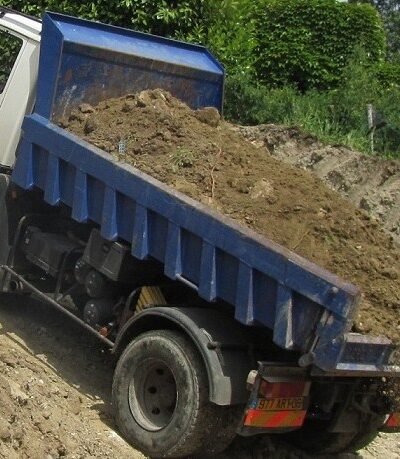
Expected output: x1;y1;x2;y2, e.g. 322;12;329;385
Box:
204;1;256;77
253;0;386;91
224;55;400;158
354;0;400;60
373;62;400;88
224;73;298;125
1;1;208;36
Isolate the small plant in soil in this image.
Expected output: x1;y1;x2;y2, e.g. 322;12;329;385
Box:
170;148;196;172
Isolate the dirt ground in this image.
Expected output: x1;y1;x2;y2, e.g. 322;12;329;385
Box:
64;90;400;344
0;295;142;459
0;295;398;459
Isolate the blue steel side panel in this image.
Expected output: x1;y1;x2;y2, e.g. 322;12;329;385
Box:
37;13;224;121
12;114;362;364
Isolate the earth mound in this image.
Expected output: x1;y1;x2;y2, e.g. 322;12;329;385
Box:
238;124;400;246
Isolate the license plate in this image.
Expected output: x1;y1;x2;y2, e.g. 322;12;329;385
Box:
255;397;305;411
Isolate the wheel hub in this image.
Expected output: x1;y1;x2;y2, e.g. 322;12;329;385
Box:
128;358;177;432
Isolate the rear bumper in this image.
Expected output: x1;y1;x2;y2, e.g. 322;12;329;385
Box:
307;333;400;378
239;361;399;437
238;365;310;435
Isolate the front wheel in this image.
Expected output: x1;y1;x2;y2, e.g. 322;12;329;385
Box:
112;329;242;458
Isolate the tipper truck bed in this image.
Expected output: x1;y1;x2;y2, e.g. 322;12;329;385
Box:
0;8;399;458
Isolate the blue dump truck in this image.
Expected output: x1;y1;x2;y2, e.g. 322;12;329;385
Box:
0;7;399;458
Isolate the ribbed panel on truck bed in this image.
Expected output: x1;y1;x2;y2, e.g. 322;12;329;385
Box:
13;114;361;361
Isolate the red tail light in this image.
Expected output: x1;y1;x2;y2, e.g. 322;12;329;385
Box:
384;413;400;430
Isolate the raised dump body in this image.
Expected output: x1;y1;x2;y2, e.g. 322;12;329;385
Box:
12;13;398;377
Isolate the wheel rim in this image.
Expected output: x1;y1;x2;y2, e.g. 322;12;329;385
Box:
128;358;178;432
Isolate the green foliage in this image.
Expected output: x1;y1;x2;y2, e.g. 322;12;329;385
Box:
224;54;400;158
2;0;398;158
1;1;208;36
224;73;298;125
253;0;386;91
117;0;208;37
203;1;256;76
170;148;196;172
373;61;400;87
0;0;255;76
349;1;400;60
0;29;22;92
380;1;400;61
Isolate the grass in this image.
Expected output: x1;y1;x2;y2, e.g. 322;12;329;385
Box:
170;148;196;172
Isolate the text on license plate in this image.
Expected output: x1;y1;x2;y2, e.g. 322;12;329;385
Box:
256;397;305;411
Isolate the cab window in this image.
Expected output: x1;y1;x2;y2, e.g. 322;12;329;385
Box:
0;29;23;94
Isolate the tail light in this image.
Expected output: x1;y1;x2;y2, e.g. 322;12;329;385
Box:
382;413;400;432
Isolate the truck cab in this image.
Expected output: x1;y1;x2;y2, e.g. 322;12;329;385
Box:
0;8;40;169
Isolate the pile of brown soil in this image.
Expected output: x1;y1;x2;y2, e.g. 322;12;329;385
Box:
62;90;400;344
237;124;400;246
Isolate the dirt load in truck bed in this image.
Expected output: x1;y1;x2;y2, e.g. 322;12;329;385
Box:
63;89;400;344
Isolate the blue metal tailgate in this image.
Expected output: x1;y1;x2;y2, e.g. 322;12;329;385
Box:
36;13;224;122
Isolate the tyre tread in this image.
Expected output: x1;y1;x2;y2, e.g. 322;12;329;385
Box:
113;329;241;458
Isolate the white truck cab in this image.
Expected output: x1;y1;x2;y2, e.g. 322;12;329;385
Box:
0;8;41;168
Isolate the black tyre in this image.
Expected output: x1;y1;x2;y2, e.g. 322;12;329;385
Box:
112;330;241;458
283;418;383;455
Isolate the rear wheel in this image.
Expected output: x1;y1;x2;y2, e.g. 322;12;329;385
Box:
282;419;383;454
112;330;241;458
